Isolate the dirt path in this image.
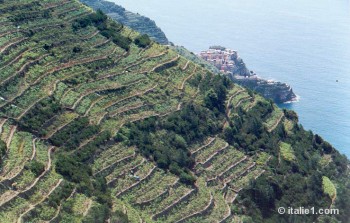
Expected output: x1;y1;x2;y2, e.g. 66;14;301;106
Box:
15;97;46;120
43;116;78;140
152;188;196;220
150;55;180;72
102;84;158;110
234;96;252;108
1;139;37;182
6;125;17;149
0;48;31;71
21;147;53;193
182;60;190;71
0;118;8;135
83;96;106;116
93;152;135;176
72;79;143;110
93;39;111;48
176;102;182;111
223;89;245;128
107;158;146;185
195;143;229;168
267;113;284;133
116;166;157;197
109;102;145;118
219;202;232;223
0;54;49;86
0;30;17;39
30;138;37;161
0;38;27;54
0;147;53;207
83;199;93;217
191;137;216;155
175;193;214;223
82;30;100;40
179;65;197;90
17;179;63;223
43;0;70;10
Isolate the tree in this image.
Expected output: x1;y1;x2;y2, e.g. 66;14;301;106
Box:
0;140;6;159
110;210;128;223
134;34;151;48
204;88;219;111
27;160;45;177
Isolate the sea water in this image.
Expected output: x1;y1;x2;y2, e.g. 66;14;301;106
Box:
111;0;350;158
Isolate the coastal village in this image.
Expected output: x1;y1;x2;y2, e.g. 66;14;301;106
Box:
198;46;251;77
198;46;297;103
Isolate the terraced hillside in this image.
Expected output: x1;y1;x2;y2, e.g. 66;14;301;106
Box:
0;1;349;223
80;0;169;45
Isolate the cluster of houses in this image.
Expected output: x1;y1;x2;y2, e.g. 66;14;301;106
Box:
198;47;238;74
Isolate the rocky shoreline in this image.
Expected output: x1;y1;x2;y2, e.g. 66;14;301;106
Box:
198;46;297;104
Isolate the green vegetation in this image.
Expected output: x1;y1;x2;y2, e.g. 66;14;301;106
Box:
170;45;221;74
279;142;296;162
118;103;222;184
73;9;131;50
26;160;45;177
134;34;151;48
81;0;169;44
0;139;6;161
0;1;348;223
322;176;336;199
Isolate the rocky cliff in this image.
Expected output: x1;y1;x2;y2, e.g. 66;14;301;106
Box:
81;0;169;44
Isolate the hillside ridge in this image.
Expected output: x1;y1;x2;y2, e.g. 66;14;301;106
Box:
80;0;169;44
0;1;349;223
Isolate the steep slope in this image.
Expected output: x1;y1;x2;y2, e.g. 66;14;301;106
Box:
170;45;221;75
0;1;349;223
80;0;169;44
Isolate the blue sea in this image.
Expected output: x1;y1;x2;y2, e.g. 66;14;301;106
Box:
111;0;350;158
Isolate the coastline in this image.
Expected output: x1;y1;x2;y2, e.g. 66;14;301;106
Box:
281;94;300;104
198;46;298;104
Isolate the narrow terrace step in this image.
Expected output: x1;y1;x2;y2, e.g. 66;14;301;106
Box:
206;156;248;184
134;179;179;206
190;137;216;155
93;152;136;177
195;143;229;169
151;188;197;220
175;193;214;223
116;166;157;197
107;158;146;186
17;179;63;223
0;147;53;208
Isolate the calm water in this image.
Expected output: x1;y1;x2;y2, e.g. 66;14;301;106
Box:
111;0;350;158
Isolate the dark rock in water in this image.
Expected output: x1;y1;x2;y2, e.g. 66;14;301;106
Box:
198;46;297;104
80;0;169;45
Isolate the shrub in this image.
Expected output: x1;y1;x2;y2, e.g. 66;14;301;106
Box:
26;160;45;177
0;140;6;164
123;104;219;184
73;46;82;53
322;176;336;199
134;34;151;48
72;9;130;51
111;211;128;223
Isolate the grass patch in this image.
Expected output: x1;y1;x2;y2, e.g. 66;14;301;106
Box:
322;176;336;199
280;142;296;162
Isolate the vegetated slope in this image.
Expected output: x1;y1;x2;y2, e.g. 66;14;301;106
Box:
80;0;169;44
0;1;349;223
170;45;221;75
